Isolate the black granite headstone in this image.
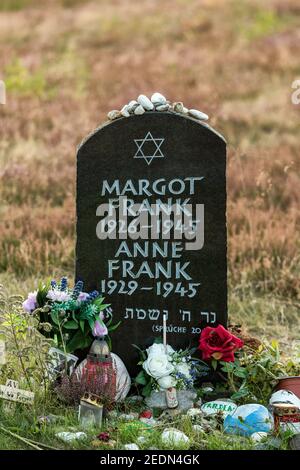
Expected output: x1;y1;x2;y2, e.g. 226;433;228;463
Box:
76;111;227;375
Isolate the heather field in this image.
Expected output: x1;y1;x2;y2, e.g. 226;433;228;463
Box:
0;0;299;348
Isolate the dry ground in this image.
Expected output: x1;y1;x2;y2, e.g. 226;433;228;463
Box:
0;0;299;351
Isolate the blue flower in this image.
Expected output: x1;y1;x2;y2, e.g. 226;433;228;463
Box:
60;277;68;291
88;290;100;301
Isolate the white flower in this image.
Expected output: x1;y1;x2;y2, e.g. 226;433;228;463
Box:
143;345;175;379
146;343;174;357
47;289;71;302
176;363;191;379
157;375;177;389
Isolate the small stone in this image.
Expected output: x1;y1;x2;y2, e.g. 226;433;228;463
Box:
250;432;268;442
124;443;139;450
161;428;190;447
193;424;204;433
136;436;147;444
156;104;170;112
119;413;139;421
224;404;273;437
188;109;209;121
137;94;154;111
127;100;139;113
134;105;145;115
187;408;203;418
139;417;157;426
127;395;143;403
107;110;122;120
56;432;87;443
121;105;130;118
173;102;188;114
151;92;167;106
202;400;237;417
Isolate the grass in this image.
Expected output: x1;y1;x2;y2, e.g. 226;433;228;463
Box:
0;0;299;450
0;395;291;450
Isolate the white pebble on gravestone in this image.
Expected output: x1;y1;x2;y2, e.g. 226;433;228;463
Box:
173;102;187;114
134;104;145;115
137;94;154;110
151;92;167;106
107;110;122;120
127;100;139;113
156;104;170;111
188;109;209;121
121;105;130;117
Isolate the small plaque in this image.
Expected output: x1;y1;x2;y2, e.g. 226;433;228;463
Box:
0;379;34;405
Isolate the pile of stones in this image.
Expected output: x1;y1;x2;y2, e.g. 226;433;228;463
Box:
107;92;209;122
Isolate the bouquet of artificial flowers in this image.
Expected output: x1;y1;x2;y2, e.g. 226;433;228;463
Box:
22;277;119;354
135;342;206;396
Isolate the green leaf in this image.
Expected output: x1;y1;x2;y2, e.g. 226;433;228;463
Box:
88;317;95;330
66;330;91;353
50;311;60;326
211;359;218;370
234;368;248;378
135;370;147;385
142;381;152;397
98;303;110;311
108;321;121;332
132;344;147;361
63;320;79;330
79;320;85;333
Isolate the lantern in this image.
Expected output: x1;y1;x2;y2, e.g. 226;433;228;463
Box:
81;336;116;404
79;392;103;429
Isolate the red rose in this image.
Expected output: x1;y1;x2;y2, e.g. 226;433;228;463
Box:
198;325;244;362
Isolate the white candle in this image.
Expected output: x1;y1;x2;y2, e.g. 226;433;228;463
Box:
163;313;167;351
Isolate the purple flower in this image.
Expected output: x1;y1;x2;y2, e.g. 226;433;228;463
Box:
23;291;37;313
92;320;108;337
77;292;90;302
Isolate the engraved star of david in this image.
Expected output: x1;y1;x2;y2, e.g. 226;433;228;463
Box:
133;131;165;165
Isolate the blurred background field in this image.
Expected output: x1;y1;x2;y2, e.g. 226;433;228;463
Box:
0;0;299;352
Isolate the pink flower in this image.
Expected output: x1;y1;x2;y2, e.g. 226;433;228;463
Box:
23;291;37;313
93;320;108;337
78;292;89;302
